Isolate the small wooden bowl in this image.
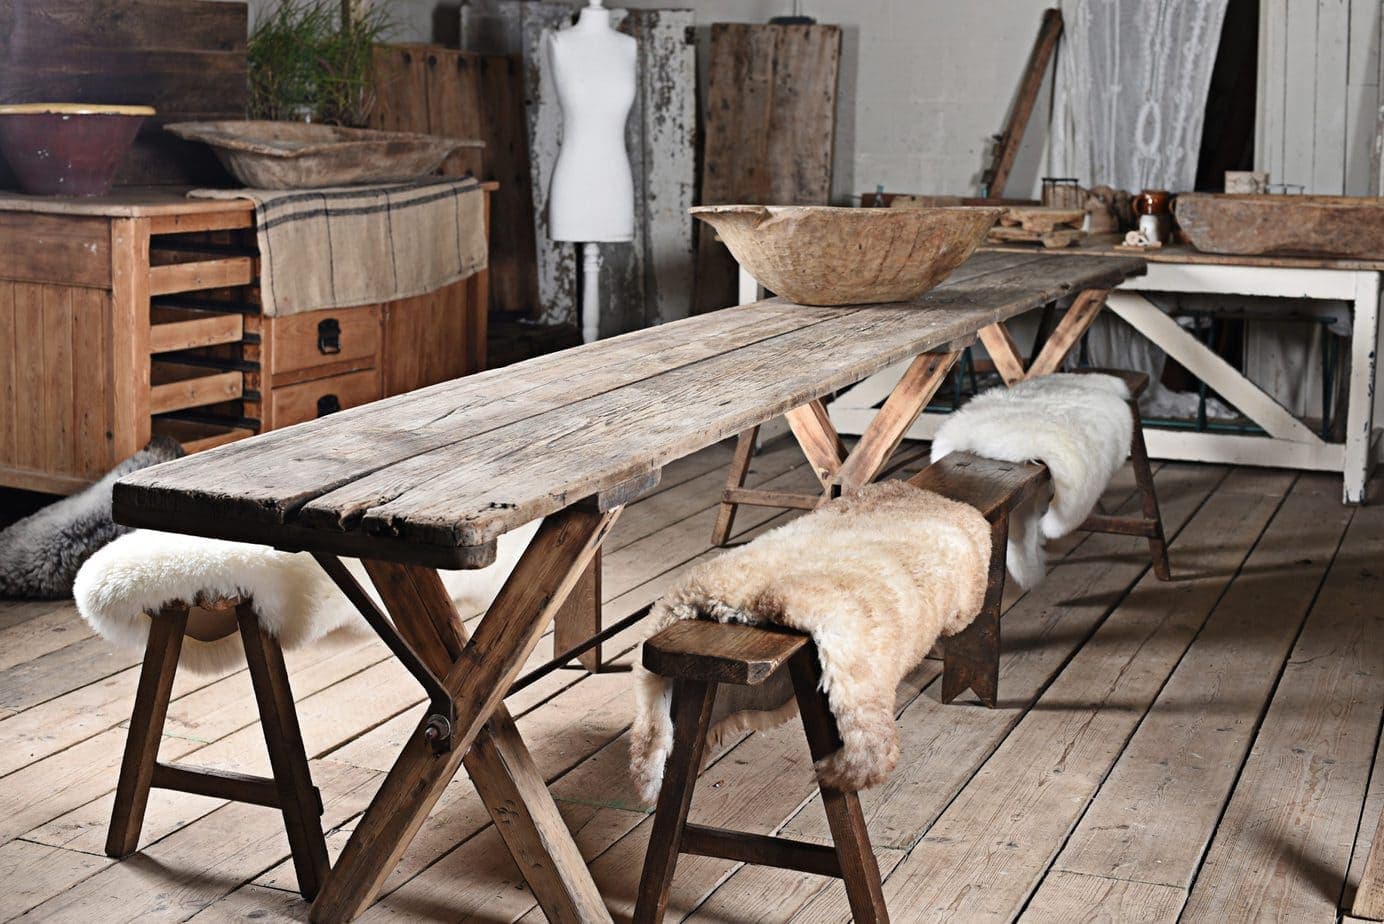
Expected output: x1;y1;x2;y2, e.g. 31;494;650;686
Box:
0;104;153;196
692;204;1002;306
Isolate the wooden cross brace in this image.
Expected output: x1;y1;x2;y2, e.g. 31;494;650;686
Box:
711;348;962;544
309;505;621;923
711;289;1110;546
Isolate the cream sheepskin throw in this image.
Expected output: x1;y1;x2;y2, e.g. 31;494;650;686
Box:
932;373;1133;589
74;520;541;674
630;481;990;800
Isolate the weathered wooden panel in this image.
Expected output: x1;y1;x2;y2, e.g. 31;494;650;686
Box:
0;283;14;470
370;44;539;320
695;23;841;313
629;10;697;325
0;214;110;289
0;280;114;484
0;0;247;187
382;279;477;396
1257;0;1380;195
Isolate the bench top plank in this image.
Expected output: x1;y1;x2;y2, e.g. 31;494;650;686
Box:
115;251;1144;566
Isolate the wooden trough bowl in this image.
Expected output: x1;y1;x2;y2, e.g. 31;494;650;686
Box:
165;121;481;189
1174;193;1384;260
692;204;1002;306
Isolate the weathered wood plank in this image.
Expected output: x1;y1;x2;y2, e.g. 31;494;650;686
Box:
1032;474;1350;896
1020;870;1185;924
1181;489;1384;922
115;254;1143;562
695;23;841;313
791;470;1290;922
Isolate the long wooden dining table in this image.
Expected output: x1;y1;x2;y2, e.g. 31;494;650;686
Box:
112;248;1145;921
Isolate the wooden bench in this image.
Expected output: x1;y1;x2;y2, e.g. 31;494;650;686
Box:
908;452;1049;707
1070;368;1171;581
110;250;1145;921
637;620;889;924
107;600;328;899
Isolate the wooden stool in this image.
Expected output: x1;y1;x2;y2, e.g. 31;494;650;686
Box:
106;599;329;900
908;453;1050;707
635;620;890;924
1071;368;1171;581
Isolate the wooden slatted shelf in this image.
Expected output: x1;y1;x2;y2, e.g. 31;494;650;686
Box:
148;256;256;296
149;306;244;354
151;416;255;454
149;361;244;415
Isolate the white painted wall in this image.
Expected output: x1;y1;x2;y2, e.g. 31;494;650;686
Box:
242;0;1058;203
605;0;1058;203
1257;0;1382;194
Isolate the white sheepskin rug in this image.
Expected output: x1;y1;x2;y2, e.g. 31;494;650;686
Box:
630;481;990;801
931;373;1133;589
73;520;541;675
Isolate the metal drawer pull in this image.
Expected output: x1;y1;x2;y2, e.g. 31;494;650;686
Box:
317;318;342;354
316;394;342;417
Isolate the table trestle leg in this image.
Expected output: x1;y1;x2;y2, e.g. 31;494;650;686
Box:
309;505;620;923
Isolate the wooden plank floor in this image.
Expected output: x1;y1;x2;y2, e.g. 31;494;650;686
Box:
2;437;1382;923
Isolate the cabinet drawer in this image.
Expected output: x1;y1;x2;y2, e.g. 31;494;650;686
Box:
267;368;382;429
266;305;381;380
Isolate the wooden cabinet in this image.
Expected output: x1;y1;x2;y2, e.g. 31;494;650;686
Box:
0;187;491;494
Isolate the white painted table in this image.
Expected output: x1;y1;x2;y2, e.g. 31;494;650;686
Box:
828;239;1384;504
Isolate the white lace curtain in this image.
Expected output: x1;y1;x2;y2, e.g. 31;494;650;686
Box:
1049;0;1230;415
1049;0;1229;192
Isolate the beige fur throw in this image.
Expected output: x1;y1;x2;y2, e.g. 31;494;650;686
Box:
631;481;990;801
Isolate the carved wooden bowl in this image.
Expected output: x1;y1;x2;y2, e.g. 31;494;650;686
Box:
691;204;1002;306
1174;193;1384;259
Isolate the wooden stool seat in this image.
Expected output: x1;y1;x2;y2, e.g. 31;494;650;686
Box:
106;601;328;900
635;620;890;923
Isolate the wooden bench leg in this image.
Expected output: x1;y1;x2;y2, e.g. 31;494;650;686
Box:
634;678;717;924
1129;406;1171;581
790;649;890;923
554;548;604;671
942;515;1008;708
711;426;759;547
106;602;189;859
310;506;617;923
238;604;330;901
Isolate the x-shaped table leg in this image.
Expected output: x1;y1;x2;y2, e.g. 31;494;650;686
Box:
310;506;620;923
976;288;1109;384
711;348;963;539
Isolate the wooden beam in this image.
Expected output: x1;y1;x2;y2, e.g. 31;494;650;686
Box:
978;322;1027;385
835;350;959;491
984;8;1062;198
310;507;618;923
784;398;847;486
1026;288;1107;378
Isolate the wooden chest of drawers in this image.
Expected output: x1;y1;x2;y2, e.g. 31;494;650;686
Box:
0;186;491;494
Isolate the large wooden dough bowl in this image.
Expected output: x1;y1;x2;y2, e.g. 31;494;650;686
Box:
691;204;1001;306
1174;193;1384;260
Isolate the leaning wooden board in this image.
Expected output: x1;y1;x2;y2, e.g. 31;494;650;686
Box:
694;23;842;314
0;0;247;187
114;251;1145;566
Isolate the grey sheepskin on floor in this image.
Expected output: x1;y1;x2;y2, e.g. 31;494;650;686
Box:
0;438;184;599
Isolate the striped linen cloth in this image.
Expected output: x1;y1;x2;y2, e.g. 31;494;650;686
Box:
191;177;487;316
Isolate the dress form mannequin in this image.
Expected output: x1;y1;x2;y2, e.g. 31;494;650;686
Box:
547;0;637;342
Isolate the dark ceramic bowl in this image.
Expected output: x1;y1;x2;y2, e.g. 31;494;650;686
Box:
0;104;154;196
